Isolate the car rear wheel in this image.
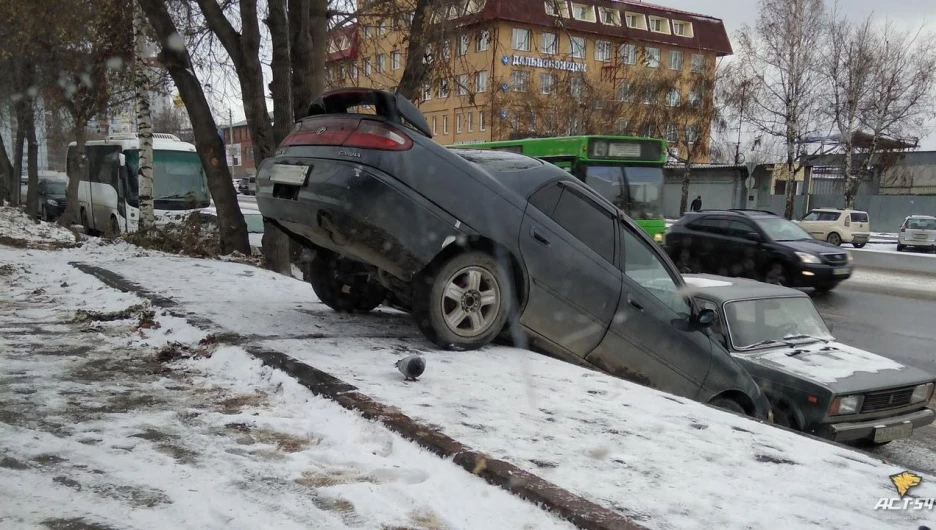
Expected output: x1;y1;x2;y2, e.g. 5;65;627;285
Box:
413;251;513;350
710;397;746;415
307;249;387;313
852;242;865;249
896;244;905;252
826;232;842;246
106;216;121;238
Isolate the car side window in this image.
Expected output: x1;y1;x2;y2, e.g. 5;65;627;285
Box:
803;211;820;221
821;212;841;222
727;220;757;239
528;183;563;216
850;212;868;223
549;187;615;263
619;222;690;317
693;217;729;235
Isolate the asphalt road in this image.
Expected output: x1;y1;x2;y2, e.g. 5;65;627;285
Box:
811;281;936;475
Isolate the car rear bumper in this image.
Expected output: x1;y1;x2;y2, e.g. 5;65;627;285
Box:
790;263;852;286
846;232;870;243
255;158;468;280
817;407;936;443
898;235;936;247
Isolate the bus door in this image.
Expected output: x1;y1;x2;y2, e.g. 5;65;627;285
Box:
86;145;122;231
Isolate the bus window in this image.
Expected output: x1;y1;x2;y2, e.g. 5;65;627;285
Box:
583;165;628;212
623;166;663;220
152;150;210;206
87;146;120;187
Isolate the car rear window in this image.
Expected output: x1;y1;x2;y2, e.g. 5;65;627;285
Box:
907;218;936;230
850;212;869;223
451;149;543;172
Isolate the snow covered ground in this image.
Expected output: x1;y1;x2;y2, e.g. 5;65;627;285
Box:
0;232;573;527
3;209;936;530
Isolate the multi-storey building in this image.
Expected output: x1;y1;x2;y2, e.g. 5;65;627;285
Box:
325;0;732;161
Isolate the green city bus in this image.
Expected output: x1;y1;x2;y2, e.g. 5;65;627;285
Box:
461;135;667;242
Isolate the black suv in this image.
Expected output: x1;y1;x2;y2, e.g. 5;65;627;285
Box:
665;210;853;292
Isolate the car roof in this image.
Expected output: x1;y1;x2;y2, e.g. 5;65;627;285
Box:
812;208;867;213
682;274;809;304
906;214;936;219
682;209;781;220
448;148;570;198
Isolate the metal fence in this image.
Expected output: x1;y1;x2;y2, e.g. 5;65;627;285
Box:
760;194;936;232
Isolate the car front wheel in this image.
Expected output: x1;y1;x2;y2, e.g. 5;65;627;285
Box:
307;249;387;313
413;251;513;350
826;232;842;246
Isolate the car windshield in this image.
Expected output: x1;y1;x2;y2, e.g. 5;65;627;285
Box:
42;181;67;195
724;297;833;350
754;217;813;241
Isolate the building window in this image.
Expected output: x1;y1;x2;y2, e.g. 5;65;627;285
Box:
513;28;531;51
423;84;432;101
669;50;684;71
666;124;679;142
687;125;701;144
617;83;634;102
649;16;670;34
477;30;490;52
625;12;646;30
689;90;702;108
349;64;358;79
570;77;585;100
458;34;470;56
544;0;569;18
673;21;694;37
615;119;629;134
378;20;387;35
570;3;595;22
438;79;450;98
511;70;531;92
391;51;401;70
595;40;612;62
666;89;680;107
540;73;556;94
642;88;655;105
620;43;636;65
570;37;585;59
442;40;451;60
480;110;486;131
423;45;433;64
446;4;460;20
363;25;372;38
467;112;474;132
691;53;706;73
432;116;438;134
645;47;661;68
443;115;449;134
363;57;373;76
456;113;463;133
542;32;558;55
376;54;386;73
475;70;488;92
598;7;620;26
456;74;469;95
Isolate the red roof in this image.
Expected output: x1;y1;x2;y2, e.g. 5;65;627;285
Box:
480;0;732;56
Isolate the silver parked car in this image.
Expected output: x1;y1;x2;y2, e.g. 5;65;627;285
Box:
897;215;936;252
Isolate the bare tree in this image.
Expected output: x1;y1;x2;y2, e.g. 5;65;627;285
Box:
134;0;156;232
735;0;826;219
139;0;250;255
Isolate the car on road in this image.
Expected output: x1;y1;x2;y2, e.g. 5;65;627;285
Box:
37;178;68;221
238;175;256;196
685;273;936;445
198;206;265;253
665;209;853;292
254;87;772;420
797;208;870;248
897;215;936;252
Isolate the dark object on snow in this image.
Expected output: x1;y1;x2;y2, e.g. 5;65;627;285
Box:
396;355;426;381
255;87;772;421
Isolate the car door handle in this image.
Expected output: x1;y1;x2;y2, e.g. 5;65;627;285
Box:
626;294;643;311
531;227;551;246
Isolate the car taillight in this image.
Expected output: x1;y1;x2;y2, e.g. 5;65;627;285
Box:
345;122;413;150
280;118;412;151
844;217;850;227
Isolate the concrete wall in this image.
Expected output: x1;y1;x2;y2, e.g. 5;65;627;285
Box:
758;194;936;232
662;167;746;218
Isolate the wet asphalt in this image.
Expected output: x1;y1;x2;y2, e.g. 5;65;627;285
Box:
811;281;936;474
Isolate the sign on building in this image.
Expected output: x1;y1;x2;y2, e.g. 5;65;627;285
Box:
226;143;242;167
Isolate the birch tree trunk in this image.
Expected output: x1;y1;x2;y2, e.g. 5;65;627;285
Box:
134;0;155;232
59;120;87;227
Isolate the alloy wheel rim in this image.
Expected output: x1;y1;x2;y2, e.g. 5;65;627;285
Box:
440;266;501;338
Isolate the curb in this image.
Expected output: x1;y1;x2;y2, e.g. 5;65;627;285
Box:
70;261;645;530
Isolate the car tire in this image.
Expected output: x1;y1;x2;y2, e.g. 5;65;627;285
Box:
413;251;514;351
762;262;789;286
814;283;837;293
308;250;387;313
709;397;746;415
897;244;905;252
106;216;121;238
826;232;842;246
852;242;865;249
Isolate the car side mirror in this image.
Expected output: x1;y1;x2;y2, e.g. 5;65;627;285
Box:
744;231;761;242
694;308;716;329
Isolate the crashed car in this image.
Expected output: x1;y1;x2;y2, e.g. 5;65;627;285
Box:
685;274;936;445
255;87;772;420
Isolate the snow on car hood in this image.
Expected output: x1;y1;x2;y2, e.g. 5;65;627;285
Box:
682;276;734;288
744;340;925;389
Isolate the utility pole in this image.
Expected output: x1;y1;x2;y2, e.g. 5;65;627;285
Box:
734;81;747;166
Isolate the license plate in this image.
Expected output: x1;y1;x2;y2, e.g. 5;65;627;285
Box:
873;422;913;443
915;233;928;240
833;267;850;276
269;164;310;185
